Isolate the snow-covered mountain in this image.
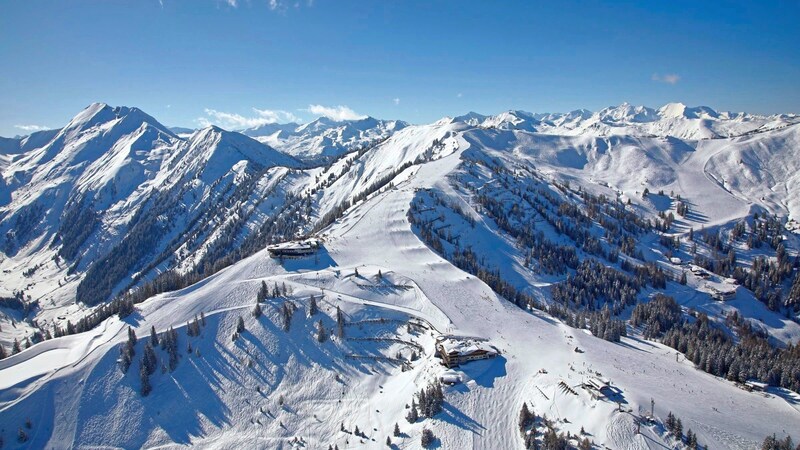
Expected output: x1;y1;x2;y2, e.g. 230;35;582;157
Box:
0;103;305;325
463;102;800;141
1;102;800;449
243;116;409;163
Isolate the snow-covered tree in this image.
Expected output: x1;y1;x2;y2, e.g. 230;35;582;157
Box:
309;295;318;316
139;360;151;396
316;320;328;343
420;428;435;448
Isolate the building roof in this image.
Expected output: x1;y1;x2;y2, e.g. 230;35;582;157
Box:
438;336;497;357
267;238;320;252
439;370;462;384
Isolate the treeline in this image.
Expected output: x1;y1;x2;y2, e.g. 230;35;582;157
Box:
0;291;28;311
473;191;578;275
761;434;799;450
411;203;628;343
730;244;797;311
518;402;592;450
551;260;640;312
629;293;800;392
631;294;800;392
406;381;444;423
52;197;100;261
662;313;800;392
312;159;415;234
630;293;682;339
3;201;44;255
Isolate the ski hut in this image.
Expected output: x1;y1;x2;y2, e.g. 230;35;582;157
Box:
436;335;498;368
267;239;320;258
581;377;611;400
711;286;737;302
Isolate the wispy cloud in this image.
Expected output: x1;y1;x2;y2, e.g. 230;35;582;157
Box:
652;73;681;85
306;104;366;121
14;124;49;132
222;0;312;10
197;107;301;129
393;98;400;106
457;93;463;98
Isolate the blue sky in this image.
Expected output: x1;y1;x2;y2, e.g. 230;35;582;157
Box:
1;0;798;136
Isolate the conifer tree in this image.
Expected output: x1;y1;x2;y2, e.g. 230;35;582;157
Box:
336;306;345;338
139;360;151;396
309;295;318;316
406;399;418;423
420;428;435;448
143;343;157;375
128;327;137;346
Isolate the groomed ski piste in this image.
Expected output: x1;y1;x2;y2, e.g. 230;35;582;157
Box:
2;129;799;450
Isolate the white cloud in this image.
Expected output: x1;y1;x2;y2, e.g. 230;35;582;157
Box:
457;93;463;98
652;73;681;85
222;0;312;11
197;107;301;129
306;104;366;121
393;98;400;105
14;124;49;132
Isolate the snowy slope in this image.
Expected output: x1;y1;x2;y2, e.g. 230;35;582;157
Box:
1;102;799;449
1;133;798;449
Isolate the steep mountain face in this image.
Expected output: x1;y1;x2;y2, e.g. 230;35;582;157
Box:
0;104;308;325
243;116;409;163
1;102;800;449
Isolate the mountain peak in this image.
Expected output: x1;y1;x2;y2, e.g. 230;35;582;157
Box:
62;103;173;139
598;103;658;123
453;111;487;125
658;102;719;120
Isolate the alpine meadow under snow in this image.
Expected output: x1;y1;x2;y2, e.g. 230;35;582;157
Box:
2;101;800;449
